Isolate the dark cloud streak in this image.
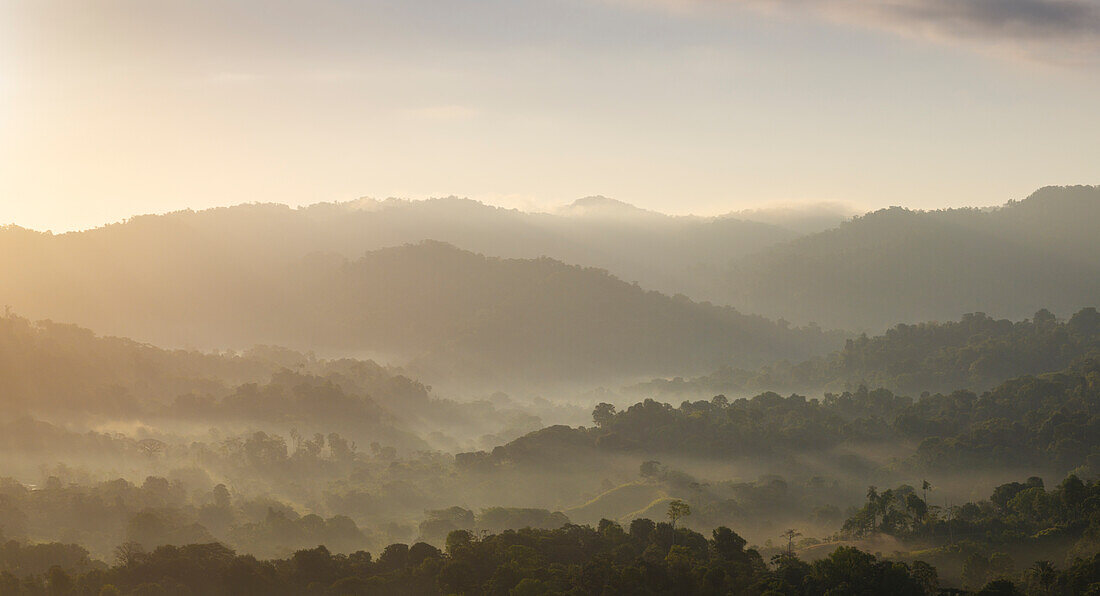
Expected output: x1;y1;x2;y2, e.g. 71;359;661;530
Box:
649;0;1100;63
879;0;1100;39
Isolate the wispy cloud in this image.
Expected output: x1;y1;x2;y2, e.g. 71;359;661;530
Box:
634;0;1100;64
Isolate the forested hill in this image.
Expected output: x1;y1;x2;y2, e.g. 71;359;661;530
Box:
477;354;1100;477
0;195;799;324
640;307;1100;397
719;185;1100;330
288;242;840;383
0;314;273;412
0;313;431;449
0;239;840;385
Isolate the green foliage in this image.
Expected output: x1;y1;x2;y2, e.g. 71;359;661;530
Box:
641;307;1100;397
841;473;1100;589
0;522;954;595
560;355;1100;474
0;474;376;563
666;500;690;528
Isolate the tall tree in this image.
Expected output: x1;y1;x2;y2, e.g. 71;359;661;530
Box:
781;529;802;557
667;500;691;529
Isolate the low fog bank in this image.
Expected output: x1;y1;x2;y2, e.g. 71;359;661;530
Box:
0;295;1096;588
723;201;856;235
0;408;1084;569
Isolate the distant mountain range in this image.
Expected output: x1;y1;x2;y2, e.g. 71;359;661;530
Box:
1;185;1096;386
0;195;814;324
0;226;838;385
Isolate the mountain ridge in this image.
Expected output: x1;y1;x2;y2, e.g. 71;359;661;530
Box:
719;185;1100;330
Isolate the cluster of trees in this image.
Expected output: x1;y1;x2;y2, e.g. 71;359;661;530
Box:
0;406;628;565
0;445;610;565
437;354;1100;538
844;474;1098;545
3;309;1097;582
12;371;1091;583
0;387;547;562
831;308;1099;393
0;310;568;457
905;356;1098;472
173;371;423;453
841;474;1100;591
640;307;1100;397
417;507;570;546
577;355;1100;473
2;522;1097;594
0;521;958;595
0;474;381;562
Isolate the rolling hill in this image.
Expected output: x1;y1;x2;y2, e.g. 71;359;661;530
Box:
0;195;798;323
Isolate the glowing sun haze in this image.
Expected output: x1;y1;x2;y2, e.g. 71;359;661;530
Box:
1;0;1098;232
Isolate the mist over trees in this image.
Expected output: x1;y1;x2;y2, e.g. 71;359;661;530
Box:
468;353;1100;497
0;235;840;388
638;306;1100;398
0;186;1098;593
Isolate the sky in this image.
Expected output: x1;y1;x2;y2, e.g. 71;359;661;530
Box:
1;0;1098;232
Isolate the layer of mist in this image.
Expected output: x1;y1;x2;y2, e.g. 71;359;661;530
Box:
0;186;1098;594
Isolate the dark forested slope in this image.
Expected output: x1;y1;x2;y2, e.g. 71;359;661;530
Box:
640;307;1100;397
0;314;272;413
721;186;1100;330
0;313;431;450
481;354;1100;479
296;242;839;383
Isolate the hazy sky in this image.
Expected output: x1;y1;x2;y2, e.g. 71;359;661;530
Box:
2;0;1098;232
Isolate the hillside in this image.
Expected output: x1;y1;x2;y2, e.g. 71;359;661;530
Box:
0;196;796;326
289;242;841;383
0;313;274;414
0;234;840;385
0;313;436;447
476;354;1100;479
638;307;1100;398
720;186;1100;330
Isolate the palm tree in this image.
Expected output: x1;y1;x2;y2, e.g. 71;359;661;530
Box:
1026;561;1056;594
